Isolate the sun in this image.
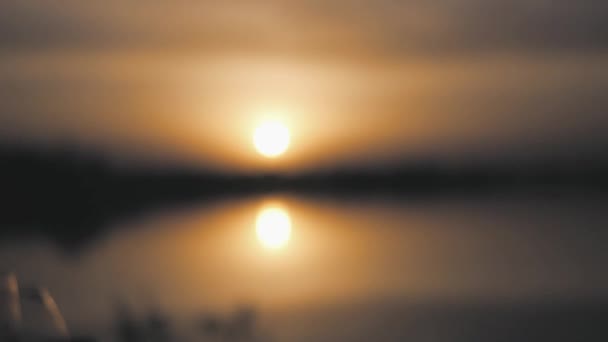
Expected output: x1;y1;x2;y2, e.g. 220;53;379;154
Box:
256;207;292;249
253;121;290;158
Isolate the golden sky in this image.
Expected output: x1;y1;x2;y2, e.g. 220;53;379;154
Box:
0;0;607;172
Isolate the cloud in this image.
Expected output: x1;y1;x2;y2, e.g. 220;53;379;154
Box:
0;0;606;59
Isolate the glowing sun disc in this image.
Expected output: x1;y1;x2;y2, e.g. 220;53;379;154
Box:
256;207;292;249
253;121;290;157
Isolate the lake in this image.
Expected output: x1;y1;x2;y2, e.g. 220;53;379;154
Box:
1;193;607;341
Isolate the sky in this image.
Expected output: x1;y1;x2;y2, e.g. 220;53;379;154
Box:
0;0;606;172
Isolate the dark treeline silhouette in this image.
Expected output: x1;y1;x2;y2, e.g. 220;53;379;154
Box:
0;144;606;248
0;144;269;248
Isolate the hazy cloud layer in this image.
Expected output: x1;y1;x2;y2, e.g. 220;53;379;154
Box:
0;0;606;58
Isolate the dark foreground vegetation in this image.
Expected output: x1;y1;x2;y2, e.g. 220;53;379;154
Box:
9;298;608;342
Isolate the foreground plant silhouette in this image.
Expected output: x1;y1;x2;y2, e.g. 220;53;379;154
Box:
115;302;271;342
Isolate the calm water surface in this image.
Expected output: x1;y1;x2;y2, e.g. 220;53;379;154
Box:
1;194;607;341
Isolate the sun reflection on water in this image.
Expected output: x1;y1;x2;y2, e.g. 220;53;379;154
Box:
255;205;292;250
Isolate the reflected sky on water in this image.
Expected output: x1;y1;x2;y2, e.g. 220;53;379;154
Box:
1;195;607;338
